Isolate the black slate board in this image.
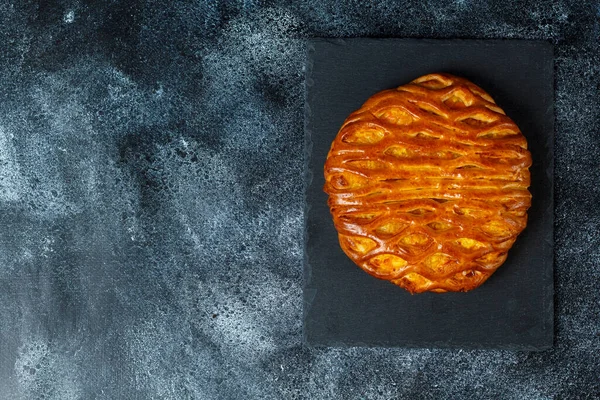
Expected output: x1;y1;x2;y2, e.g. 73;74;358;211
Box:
303;39;554;350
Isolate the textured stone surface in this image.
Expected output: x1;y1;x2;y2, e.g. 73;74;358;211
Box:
0;0;597;399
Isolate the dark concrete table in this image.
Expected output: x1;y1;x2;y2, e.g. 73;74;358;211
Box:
0;1;598;399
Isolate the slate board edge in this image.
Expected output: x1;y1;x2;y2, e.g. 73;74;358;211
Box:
302;39;316;347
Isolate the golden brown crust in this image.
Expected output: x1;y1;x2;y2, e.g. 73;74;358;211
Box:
323;73;532;293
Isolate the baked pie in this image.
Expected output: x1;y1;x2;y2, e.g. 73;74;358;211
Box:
324;73;532;293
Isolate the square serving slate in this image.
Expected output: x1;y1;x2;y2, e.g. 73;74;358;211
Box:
303;39;554;350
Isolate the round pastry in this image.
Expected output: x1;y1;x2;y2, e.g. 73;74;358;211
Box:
324;73;532;293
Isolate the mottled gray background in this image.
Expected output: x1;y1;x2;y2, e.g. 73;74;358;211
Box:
0;0;598;399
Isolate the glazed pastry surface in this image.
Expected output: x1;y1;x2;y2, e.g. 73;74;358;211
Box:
324;73;532;293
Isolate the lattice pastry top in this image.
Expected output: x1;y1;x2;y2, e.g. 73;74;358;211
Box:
324;73;532;293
